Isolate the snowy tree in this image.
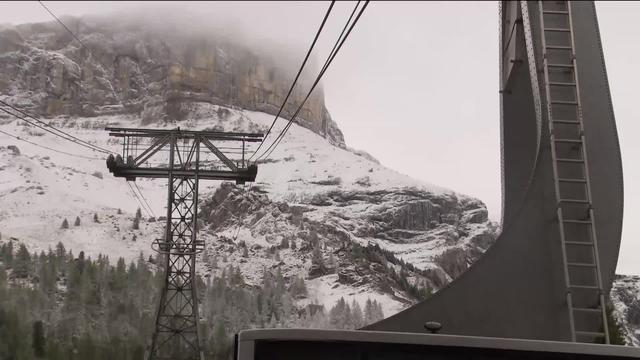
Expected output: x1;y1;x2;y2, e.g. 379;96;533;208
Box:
279;237;289;249
93;213;99;223
365;299;384;323
364;298;375;324
275;268;285;294
289;275;307;298
242;245;248;258
74;216;81;226
311;246;325;272
117;208;122;214
61;218;69;229
329;297;351;329
328;252;338;269
309;229;320;248
351;300;364;329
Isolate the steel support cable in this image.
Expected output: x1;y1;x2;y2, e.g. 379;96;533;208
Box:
258;1;366;161
133;181;158;220
0;128;102;160
256;1;369;161
247;1;336;161
126;181;149;218
232;183;254;241
126;181;165;232
0;101;112;154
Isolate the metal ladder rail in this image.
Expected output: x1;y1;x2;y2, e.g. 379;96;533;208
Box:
538;0;577;341
538;0;609;344
566;1;610;344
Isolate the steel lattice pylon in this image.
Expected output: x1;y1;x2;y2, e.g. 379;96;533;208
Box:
151;176;202;359
105;127;262;359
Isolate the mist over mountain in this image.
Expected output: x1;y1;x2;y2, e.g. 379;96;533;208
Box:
0;9;344;146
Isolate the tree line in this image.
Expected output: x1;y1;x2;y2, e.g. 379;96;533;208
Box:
0;241;385;360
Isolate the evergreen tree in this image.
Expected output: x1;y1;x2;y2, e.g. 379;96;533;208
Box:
61;218;69;229
93;213;99;223
328;253;338;269
329;297;349;329
0;266;7;294
0;241;13;264
607;305;626;345
351;300;364;329
309;229;320;248
242;245;249;258
117;208;122;214
289;276;307;299
74;216;81;226
55;242;65;260
32;320;46;357
132;217;140;230
290;239;297;250
364;298;374;324
372;300;384;322
279;237;289;249
311;246;325;273
135;207;142;220
13;243;31;278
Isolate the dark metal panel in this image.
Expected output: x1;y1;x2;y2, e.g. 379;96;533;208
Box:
569;1;623;293
237;329;640;358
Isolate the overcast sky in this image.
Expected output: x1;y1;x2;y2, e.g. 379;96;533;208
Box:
1;1;638;275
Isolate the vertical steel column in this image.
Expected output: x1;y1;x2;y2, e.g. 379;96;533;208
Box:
149;135;203;360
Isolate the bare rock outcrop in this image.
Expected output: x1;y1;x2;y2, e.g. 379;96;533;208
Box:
0;16;345;146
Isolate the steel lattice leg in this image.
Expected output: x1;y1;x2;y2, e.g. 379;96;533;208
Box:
149;177;203;360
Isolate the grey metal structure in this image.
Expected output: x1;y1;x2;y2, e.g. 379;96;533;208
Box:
106;128;262;360
235;329;640;360
365;1;623;343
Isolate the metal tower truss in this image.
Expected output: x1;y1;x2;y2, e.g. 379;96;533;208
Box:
106;127;263;360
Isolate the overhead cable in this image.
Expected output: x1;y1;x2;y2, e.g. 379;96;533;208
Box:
248;1;336;161
0;128;101;160
0;102;112;154
256;1;369;161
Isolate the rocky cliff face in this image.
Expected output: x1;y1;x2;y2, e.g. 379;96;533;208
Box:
612;275;640;346
0;16;345;146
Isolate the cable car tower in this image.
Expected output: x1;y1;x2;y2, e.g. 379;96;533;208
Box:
106;127;263;360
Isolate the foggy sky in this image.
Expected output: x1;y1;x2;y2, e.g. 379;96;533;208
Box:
0;1;638;275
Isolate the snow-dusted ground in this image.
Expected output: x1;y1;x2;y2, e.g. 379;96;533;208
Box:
0;104;472;316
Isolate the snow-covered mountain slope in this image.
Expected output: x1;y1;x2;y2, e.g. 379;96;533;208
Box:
0;103;497;317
